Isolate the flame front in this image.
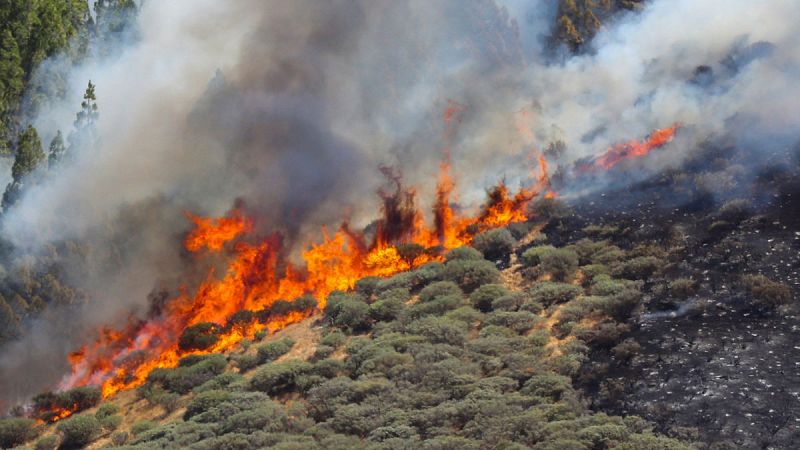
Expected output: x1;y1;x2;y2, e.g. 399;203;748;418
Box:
59;167;548;402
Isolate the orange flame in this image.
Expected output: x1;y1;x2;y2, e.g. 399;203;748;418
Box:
184;209;252;252
53;103;563;407
578;124;679;172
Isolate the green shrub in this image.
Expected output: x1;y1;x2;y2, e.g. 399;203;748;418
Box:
313;345;335;361
0;418;37;448
320;331;346;348
355;276;383;298
370;296;406;322
521;373;573;401
612;256;661;280
541;248;579;281
232;353;261;372
95;403;119;419
57;415;101;449
34;435;58;450
146;353;227;394
110;431;129;445
445;246;484;262
442;259;501;293
184;390;232;420
469;283;509;312
444;306;484;325
178;322;222;351
250;360;312;395
131;420;157;436
99;414;122;431
472;228;516;261
194;372;245;393
403;294;463;321
485;311;541;333
325;293;372;332
407;317;469;346
257;338;295;363
492;293;526;311
419;281;463;302
591;246;625;265
521;245;556;267
528;282;582;306
742;274;793;310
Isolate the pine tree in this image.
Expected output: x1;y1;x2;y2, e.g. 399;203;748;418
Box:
3;125;45;211
68;80;99;153
47;129;65;167
0;30;24;155
11;125;45;181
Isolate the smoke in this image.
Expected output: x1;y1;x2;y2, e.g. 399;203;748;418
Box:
1;0;800;406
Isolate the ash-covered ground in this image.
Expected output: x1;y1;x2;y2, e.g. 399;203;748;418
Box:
550;146;800;449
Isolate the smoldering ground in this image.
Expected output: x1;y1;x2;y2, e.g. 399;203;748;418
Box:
1;0;800;407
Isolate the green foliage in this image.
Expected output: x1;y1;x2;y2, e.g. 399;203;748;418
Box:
442;259;500;292
469;283;509;312
320;331;346;348
521;245;556;267
183;390;231;420
177;322;222;352
130;420;157;436
472;228;516;261
56;414;101;449
326;293;371;332
256;338;295;363
110;430;129;445
34;434;57;450
419;281;463;302
444;246;483;262
528;282;582;306
250;360;312;395
541;248;579;281
146;353;227;394
0;417;37;449
33;386;101;421
94;403;119;419
612;256;661;280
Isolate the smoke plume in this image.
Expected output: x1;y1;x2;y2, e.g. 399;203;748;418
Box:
1;0;799;406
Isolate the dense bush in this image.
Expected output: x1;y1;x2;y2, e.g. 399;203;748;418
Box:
442;259;501;292
528;282;582;306
257;338;295;363
419;281;463;302
57;415;101;449
0;418;37;448
612;256;662;280
250;360;312;395
325;293;371;332
178;322;222;351
444;246;484;262
472;228;516;261
33;386;102;422
469;283;509;312
146;353;227;394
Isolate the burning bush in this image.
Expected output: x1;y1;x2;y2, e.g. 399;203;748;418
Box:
178;322;222;352
32;386;102;423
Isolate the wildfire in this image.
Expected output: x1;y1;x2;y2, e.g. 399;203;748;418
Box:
578;124;679;172
184;209;252;252
57;166;548;404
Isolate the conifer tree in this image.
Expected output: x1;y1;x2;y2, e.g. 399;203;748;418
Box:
47;129;65;167
3;125;45;210
68;80;99;153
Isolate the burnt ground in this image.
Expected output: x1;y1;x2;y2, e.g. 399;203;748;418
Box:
549;148;800;449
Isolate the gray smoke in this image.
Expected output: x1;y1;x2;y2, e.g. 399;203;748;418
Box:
1;0;799;406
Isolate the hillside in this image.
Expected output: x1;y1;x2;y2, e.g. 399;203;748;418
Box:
1;212;698;449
